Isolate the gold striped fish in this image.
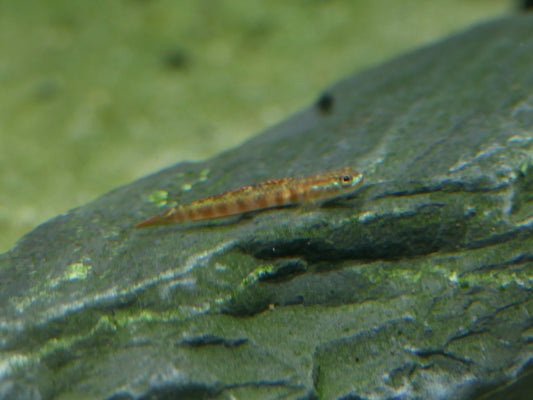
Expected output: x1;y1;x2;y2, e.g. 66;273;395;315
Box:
136;167;363;228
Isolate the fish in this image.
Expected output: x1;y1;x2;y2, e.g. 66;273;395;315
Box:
135;166;363;228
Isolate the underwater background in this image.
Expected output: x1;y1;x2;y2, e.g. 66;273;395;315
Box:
0;0;506;252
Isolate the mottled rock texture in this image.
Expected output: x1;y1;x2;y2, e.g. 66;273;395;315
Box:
1;15;533;400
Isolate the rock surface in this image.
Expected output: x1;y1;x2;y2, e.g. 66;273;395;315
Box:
2;15;533;400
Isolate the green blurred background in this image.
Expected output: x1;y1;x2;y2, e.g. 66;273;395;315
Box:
0;0;508;253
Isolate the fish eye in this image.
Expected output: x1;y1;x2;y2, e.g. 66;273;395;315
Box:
341;174;352;183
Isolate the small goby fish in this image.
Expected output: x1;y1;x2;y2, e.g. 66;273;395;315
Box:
136;166;363;228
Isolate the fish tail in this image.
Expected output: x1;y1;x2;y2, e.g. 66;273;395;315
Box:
135;206;186;228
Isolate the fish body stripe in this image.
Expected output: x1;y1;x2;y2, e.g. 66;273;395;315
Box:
136;167;363;228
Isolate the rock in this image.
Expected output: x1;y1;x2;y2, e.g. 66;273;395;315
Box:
2;15;533;400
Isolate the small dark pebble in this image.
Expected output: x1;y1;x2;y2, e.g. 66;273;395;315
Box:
163;48;190;70
518;0;533;11
315;92;335;114
34;80;62;101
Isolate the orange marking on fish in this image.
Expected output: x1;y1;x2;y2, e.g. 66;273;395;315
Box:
136;167;364;228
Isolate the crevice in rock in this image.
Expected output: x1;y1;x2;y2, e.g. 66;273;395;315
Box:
176;334;248;348
238;209;471;263
411;348;474;366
